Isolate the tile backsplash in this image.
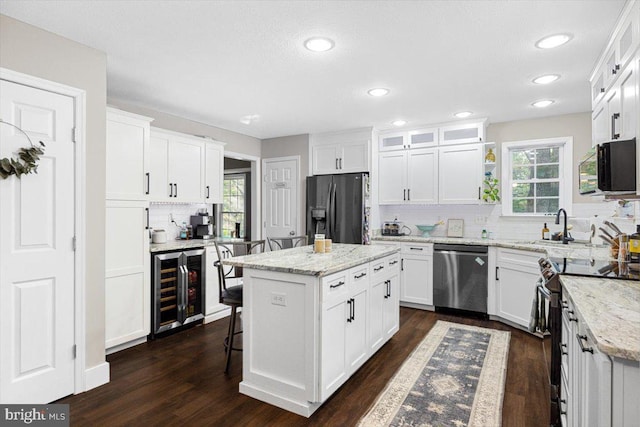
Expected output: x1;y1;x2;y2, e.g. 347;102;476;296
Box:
378;200;639;242
149;203;213;241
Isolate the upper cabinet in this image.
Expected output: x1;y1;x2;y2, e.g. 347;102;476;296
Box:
438;120;486;145
150;128;224;203
438;144;483;204
310;128;372;175
378;149;438;205
589;0;639;194
379;128;438;152
106;108;153;201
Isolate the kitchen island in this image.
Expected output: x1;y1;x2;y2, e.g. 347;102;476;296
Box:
223;243;400;417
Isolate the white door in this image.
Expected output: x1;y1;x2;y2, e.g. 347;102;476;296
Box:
0;80;75;403
263;158;298;243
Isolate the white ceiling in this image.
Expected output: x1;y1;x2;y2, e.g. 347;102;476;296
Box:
0;0;626;139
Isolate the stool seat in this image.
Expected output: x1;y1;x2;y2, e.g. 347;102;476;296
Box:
221;285;242;304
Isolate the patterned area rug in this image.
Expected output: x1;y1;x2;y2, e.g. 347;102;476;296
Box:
358;321;510;427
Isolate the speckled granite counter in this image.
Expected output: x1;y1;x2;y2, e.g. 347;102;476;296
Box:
373;236;613;261
560;276;640;361
223;243;399;277
150;237;244;253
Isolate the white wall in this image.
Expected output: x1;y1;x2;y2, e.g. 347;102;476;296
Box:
0;14;108;369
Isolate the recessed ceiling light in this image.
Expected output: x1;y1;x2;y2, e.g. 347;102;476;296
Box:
454;111;473;118
368;88;390;97
535;34;572;49
240;114;260;125
392;120;407;127
532;100;554;108
533;74;560;84
304;37;335;52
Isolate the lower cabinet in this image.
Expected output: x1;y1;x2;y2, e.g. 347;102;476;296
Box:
105;200;150;352
319;254;399;402
494;248;541;328
204;246;227;320
400;243;433;306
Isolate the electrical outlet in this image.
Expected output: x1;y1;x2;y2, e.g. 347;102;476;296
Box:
271;292;286;306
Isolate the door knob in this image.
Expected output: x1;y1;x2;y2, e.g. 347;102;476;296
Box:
289;230;295;236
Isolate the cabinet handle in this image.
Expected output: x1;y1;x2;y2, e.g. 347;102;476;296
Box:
206;185;210;199
347;298;353;322
387;280;391;298
600;87;605;93
389;260;398;266
374;265;384;272
611;112;620;139
336;158;339;170
174;183;178;198
576;334;594;353
495;266;500;281
354;272;367;279
401;259;404;271
339;158;343;169
410;247;423;251
560;343;568;356
145;208;150;230
403;189;406;201
407;188;410;201
561;300;569;309
169;183;174;197
351;297;355;321
612;63;620;75
330;280;345;289
478;186;481;200
560;399;567;415
569;316;578;322
145;172;150;195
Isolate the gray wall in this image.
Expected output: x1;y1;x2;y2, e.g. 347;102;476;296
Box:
486;112;593;204
0;14;108;368
108;101;262;158
261;134;309;235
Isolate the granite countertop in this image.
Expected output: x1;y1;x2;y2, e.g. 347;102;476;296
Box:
560;275;640;361
150;237;244;253
373;236;613;261
222;243;400;277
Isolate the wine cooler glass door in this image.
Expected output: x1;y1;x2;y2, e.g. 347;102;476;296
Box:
153;252;182;335
184;249;205;324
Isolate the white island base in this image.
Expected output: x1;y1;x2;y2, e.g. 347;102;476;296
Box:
224;244;400;417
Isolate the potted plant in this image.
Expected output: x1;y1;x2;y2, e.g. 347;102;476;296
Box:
482;175;501;203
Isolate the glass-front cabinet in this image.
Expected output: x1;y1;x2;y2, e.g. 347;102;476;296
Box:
151;249;205;337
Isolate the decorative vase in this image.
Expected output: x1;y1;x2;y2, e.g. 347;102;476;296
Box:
485;148;496;163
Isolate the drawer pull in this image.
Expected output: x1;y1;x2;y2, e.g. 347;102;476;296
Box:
354;272;367;279
409;247;424;251
374;265;384;272
389;260;398;265
330;281;345;289
577;334;594;353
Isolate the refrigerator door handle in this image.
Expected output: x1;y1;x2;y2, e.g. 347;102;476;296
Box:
325;182;332;240
330;182;337;239
179;264;188;321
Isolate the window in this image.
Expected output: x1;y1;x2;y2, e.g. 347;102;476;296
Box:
501;137;573;216
221;174;246;238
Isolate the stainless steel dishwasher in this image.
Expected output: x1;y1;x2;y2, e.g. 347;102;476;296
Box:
433;244;488;313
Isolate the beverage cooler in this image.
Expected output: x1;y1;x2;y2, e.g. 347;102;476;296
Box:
150;249;205;338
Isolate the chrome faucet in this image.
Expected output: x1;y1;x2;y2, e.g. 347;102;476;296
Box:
555;208;574;244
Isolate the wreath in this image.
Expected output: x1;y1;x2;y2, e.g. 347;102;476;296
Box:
0;119;46;179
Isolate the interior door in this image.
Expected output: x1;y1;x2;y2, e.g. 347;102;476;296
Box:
263;158;298;244
0;80;76;403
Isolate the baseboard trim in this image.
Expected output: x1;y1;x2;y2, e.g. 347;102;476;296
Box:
204;307;232;324
85;362;110;392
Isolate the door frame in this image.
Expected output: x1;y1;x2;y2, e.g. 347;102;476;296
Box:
225;150;261;240
0;67;87;395
261;155;301;240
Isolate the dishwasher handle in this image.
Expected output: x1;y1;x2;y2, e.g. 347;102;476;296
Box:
435;250;489;257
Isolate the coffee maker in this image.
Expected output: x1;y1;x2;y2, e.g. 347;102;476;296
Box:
190;214;213;239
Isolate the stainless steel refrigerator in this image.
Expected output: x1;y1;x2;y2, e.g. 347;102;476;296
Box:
306;173;370;244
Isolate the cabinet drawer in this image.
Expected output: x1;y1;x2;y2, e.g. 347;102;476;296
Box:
349;264;370;288
497;248;542;267
401;242;433;255
386;254;400;273
370;259;387;278
321;271;348;302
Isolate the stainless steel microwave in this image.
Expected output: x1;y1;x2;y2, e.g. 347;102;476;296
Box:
597;138;636;193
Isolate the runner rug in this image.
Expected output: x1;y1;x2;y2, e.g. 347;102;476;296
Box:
358;320;510;427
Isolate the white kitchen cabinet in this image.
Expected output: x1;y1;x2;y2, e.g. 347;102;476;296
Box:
379;127;438;152
438;143;483;204
105;200;150;352
494;248;540;329
438;120;486;145
204;246;227;321
378;148;438;205
106;108;153;200
577;329;612;427
369;254;400;353
204;141;224;204
310;128;372;175
399;243;433;306
345;265;369;373
149;128;205;203
593;62;637;147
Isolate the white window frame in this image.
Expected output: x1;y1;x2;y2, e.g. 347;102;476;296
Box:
501;136;573;216
220;172;248;238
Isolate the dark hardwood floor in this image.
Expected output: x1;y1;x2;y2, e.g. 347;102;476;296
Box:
59;308;549;426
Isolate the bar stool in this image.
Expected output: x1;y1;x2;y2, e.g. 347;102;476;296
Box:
267;235;308;251
214;240;265;373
